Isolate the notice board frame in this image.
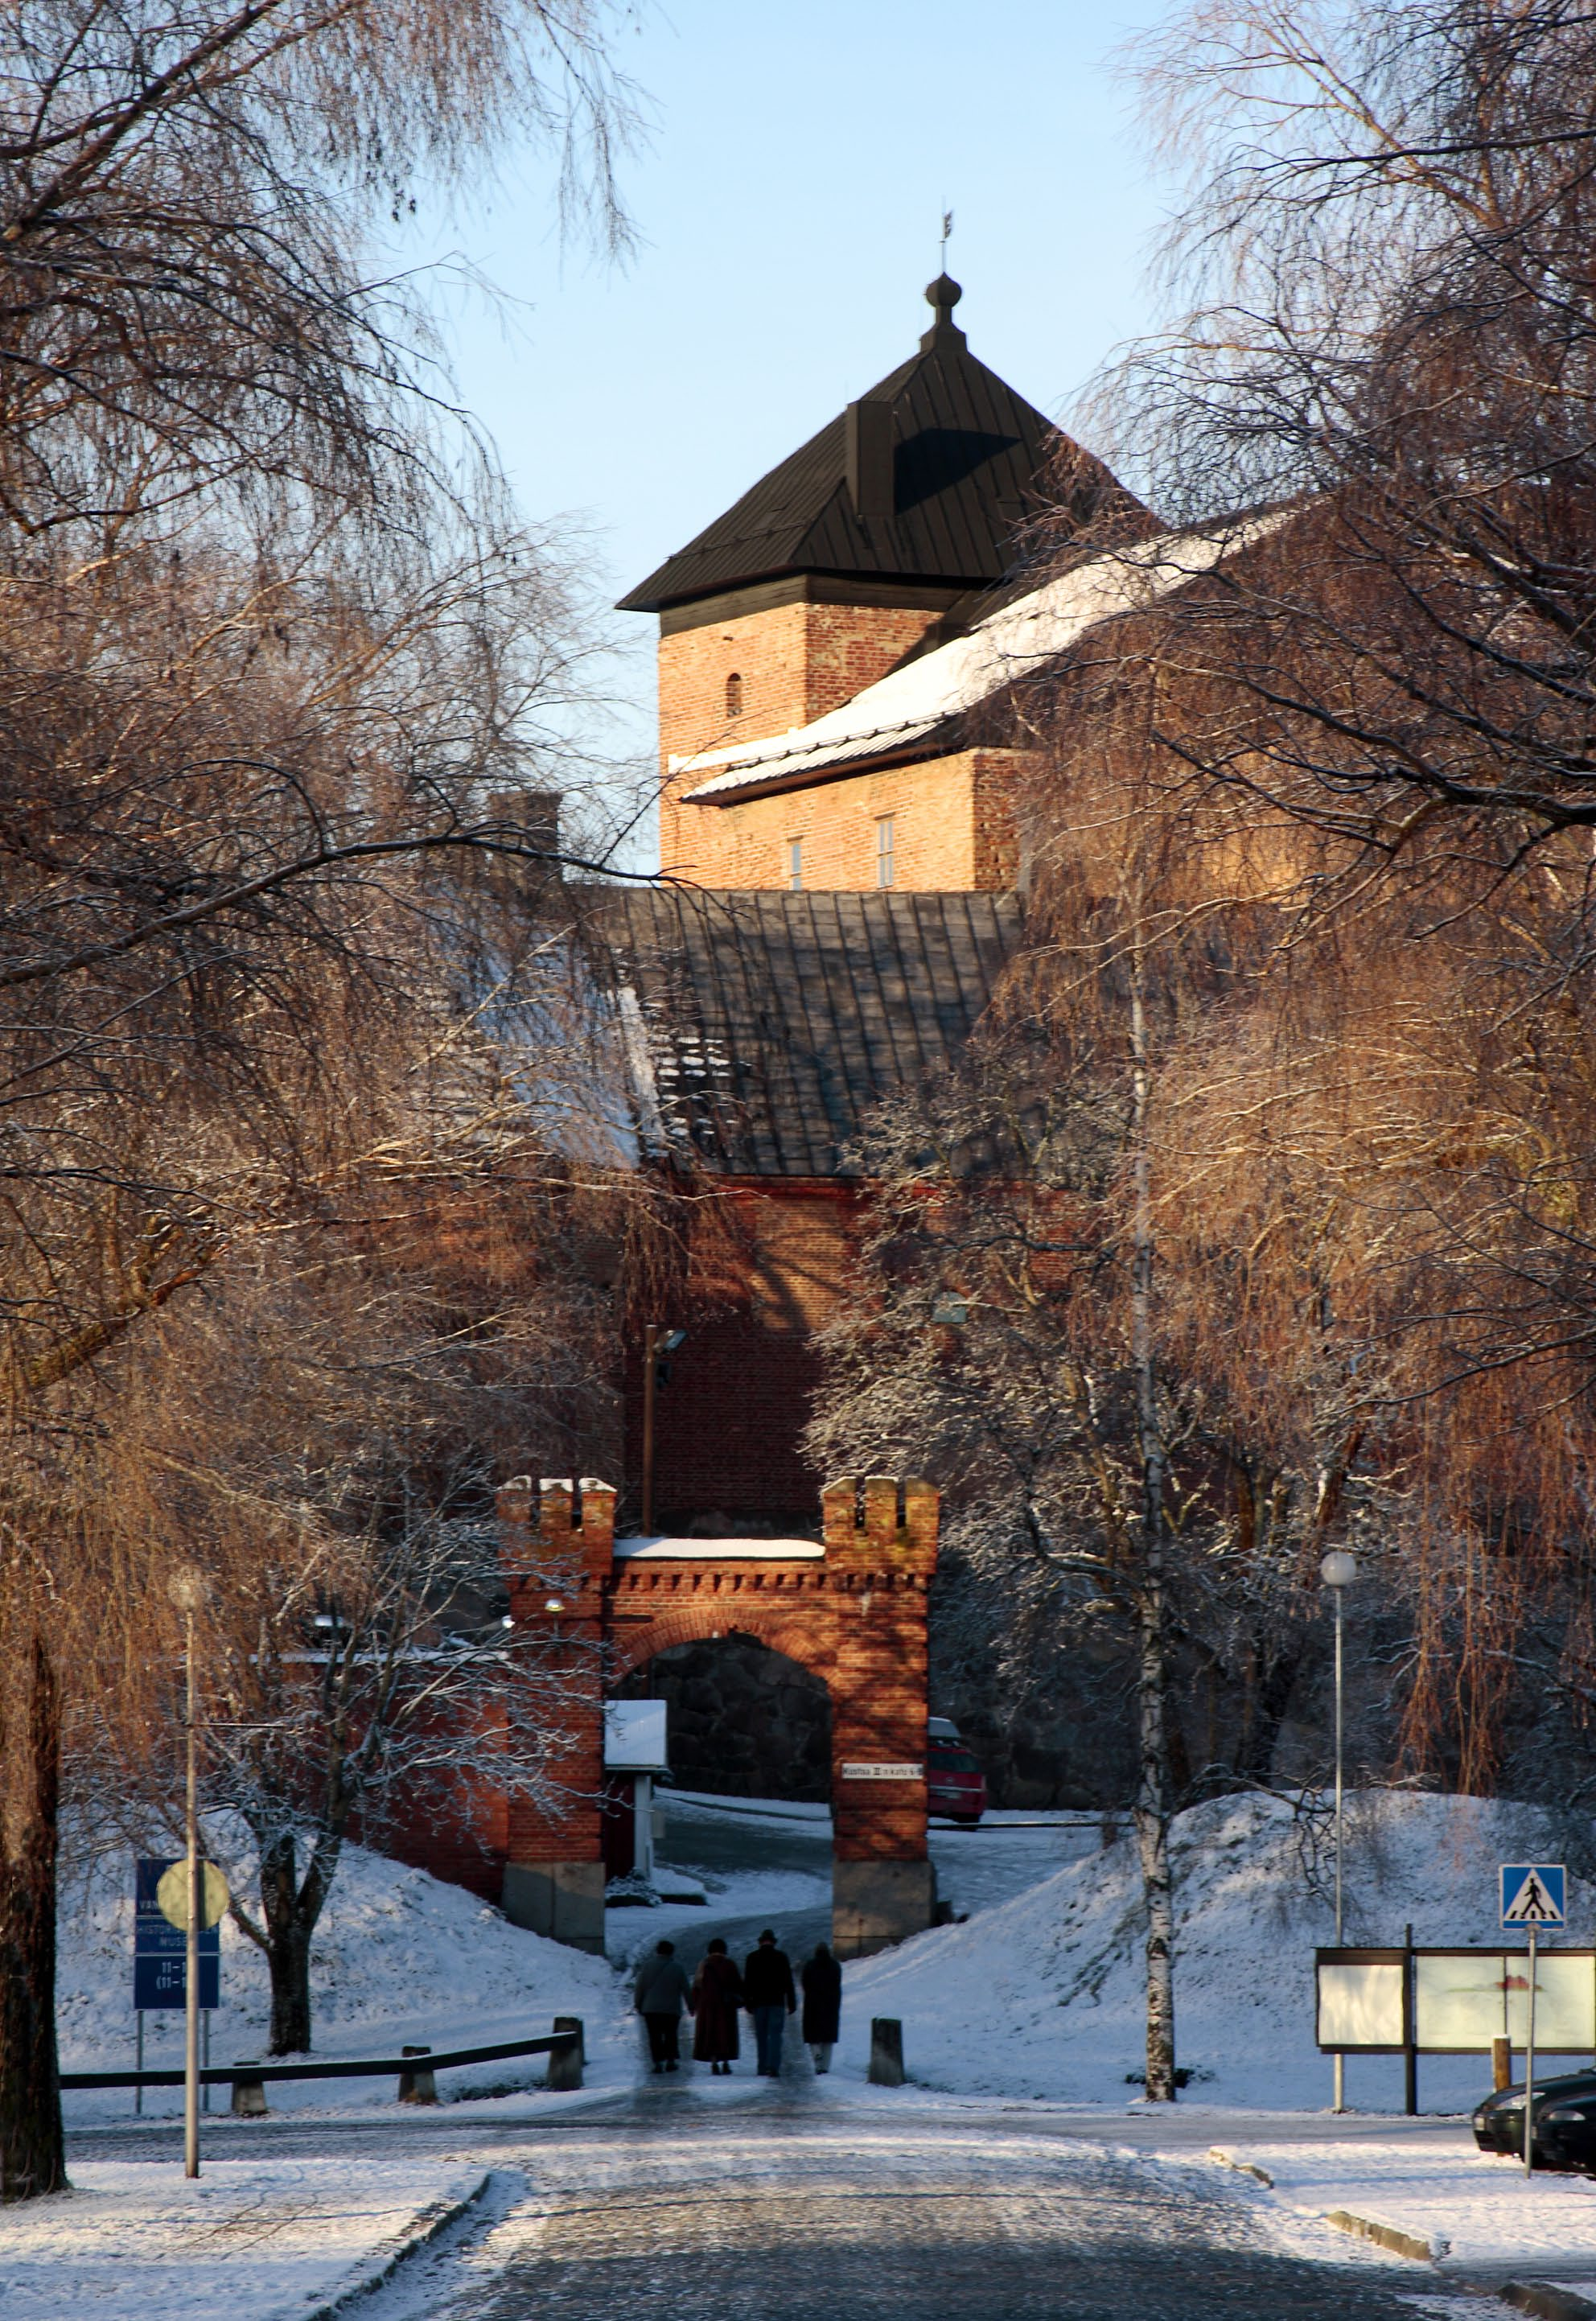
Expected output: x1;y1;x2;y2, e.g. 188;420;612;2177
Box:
1316;1944;1596;2056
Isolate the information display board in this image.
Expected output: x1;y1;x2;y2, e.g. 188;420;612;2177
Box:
1317;1946;1596;2054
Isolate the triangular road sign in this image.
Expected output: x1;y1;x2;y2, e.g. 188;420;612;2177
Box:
1501;1863;1567;1928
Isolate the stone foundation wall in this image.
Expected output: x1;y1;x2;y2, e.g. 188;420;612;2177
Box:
615;1637;832;1802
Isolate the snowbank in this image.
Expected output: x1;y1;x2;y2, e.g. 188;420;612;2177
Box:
57;1835;627;2120
0;2158;485;2321
837;1789;1573;2111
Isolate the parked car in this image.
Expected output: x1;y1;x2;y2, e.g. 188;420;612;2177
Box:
1532;2082;1596;2173
927;1738;987;1825
1473;2069;1596;2165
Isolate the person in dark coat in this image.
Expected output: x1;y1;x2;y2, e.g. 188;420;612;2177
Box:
742;1928;796;2077
633;1938;693;2072
800;1940;841;2073
691;1937;742;2073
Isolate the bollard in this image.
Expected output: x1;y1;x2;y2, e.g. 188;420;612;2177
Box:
868;2018;905;2087
545;2016;585;2091
397;2043;438;2105
1494;2036;1513;2092
230;2064;268;2117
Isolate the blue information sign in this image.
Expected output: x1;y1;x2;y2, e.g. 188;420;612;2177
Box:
134;1857;219;2010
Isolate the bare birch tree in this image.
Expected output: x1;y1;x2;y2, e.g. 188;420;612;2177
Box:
0;0;643;2201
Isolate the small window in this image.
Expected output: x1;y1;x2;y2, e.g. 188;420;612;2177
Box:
787;837;803;892
725;671;743;718
875;813;895;888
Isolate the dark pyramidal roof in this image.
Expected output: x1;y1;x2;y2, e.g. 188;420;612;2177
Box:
619;278;1135;615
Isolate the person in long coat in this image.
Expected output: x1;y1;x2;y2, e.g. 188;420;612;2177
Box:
633;1938;693;2072
691;1937;743;2074
800;1940;842;2074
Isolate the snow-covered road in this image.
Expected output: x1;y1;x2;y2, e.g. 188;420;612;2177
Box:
340;2095;1461;2321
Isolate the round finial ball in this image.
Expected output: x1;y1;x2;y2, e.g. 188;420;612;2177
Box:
924;271;962;311
167;1563;208;1613
1320;1548;1358;1590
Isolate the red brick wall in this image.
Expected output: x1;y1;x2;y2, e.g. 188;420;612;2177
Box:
658;602;940;876
625;1180;862;1528
497;1477;613;1869
361;1710;509;1902
668;746;1030;892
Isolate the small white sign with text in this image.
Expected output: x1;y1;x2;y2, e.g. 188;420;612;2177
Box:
840;1762;923;1781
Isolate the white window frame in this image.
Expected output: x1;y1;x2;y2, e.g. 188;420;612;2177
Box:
787;836;803;892
875;814;895;888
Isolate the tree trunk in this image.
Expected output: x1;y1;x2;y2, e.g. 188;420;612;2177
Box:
260;1828;315;2054
1135;1587;1177;2102
0;1633;67;2200
257;1824;341;2055
1235;1637;1309;1788
1129;945;1177;2104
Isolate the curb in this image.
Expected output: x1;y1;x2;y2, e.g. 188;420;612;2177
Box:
1207;2146;1273;2187
1322;2215;1596;2319
1494;2284;1596;2321
1324;2207;1445;2264
299;2167;494;2320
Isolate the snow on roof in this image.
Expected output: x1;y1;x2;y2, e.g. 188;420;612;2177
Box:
676;515;1284;804
612;1534;825;1561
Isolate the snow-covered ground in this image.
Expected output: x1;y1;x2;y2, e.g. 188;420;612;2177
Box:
57;1835;627;2121
836;1789;1581;2113
0;2158;487;2321
29;1785;1596;2317
1191;2134;1596;2286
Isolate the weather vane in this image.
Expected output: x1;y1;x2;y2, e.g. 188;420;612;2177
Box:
940;208;954;269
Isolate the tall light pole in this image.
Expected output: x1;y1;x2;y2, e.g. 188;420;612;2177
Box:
167;1564;208;2179
640;1325;685;1536
1321;1547;1358;2113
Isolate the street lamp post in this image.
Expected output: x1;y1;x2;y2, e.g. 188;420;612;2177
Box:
640;1325;685;1537
1320;1547;1358;2113
167;1564;208;2179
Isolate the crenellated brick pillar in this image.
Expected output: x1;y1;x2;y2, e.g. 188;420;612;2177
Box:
496;1476;615;1953
823;1475;940;1957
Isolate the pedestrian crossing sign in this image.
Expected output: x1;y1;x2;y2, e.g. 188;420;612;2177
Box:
1500;1864;1566;1928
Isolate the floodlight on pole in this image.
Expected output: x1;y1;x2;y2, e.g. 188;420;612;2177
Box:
1320;1547;1358;2113
167;1563;208;2178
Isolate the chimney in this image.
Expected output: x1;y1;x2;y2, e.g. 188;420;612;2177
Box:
845;397;894;523
486;788;561;875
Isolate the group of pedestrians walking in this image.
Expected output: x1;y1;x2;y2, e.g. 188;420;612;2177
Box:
632;1929;841;2080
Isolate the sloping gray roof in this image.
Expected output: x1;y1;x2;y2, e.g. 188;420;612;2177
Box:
618;280;1138;615
598;887;1022;1177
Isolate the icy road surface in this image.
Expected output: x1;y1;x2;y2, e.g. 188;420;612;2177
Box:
343;2099;1462;2321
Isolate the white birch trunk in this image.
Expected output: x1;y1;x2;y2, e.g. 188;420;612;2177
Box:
1129;944;1177;2102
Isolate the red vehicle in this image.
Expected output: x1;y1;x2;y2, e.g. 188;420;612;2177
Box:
927;1737;987;1825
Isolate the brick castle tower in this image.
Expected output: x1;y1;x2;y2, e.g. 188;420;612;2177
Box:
619;276;1141;893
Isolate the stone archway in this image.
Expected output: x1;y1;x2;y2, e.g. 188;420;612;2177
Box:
495;1473;939;1958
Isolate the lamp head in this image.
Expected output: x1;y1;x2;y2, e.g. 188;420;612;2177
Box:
166;1564;208;1614
656;1327;685;1356
1319;1549;1358;1591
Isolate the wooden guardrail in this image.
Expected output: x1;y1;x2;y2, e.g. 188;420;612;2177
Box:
61;2019;585;2109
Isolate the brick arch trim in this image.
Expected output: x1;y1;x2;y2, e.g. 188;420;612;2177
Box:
607;1604;834;1685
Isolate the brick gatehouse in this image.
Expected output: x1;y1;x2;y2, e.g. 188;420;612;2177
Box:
496;1471;939;1958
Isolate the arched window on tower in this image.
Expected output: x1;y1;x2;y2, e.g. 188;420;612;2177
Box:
725;671;743;718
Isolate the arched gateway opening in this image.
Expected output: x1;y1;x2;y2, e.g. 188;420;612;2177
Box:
496;1473;939;1958
615;1637;832;1802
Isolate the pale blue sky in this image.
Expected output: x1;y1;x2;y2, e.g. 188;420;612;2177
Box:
405;1;1183;860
